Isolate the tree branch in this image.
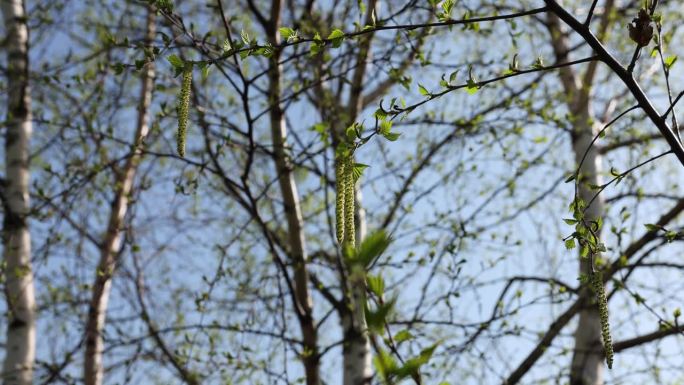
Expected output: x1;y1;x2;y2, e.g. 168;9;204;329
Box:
614;324;684;352
544;0;684;167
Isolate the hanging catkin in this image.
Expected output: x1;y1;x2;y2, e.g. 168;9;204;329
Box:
176;65;192;157
335;156;346;245
591;271;614;369
343;154;355;247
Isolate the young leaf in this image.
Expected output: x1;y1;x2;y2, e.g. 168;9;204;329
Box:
279;27;295;40
449;70;459;83
418;83;430;96
328;29;345;48
374;108;388;120
383;131;401;141
379;120;392;135
240;29;250;45
373;348;398;379
466;67;479;94
394;343;439;379
365;299;395;332
356;230;391;267
367;274;385;297
222;39;232;52
532;56;545;69
201;64;211;80
352;163;369;181
664;55;678;69
441;0;454;16
644;223;661;232
345;124;358;142
394;329;414;344
580;244;589;258
309;32;323;56
167;54;184;70
665;230;677;242
565;238;576;250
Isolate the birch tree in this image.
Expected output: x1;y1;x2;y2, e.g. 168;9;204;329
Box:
1;1;36;384
83;5;157;385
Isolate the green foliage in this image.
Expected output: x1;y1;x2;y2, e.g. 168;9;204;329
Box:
564;238;576;250
418;83;430;96
644;223;662;232
374;343;440;384
365;298;395;333
240;29;250;46
367;274;385;297
465;66;479;94
532;56;545;70
151;0;173;12
279;27;297;42
309;32;324;56
354;230;391;268
167;54;185;77
437;0;454;21
376;111;401;141
664;55;677;69
643;223;680;242
392;329;414;344
328;29;345;48
352;163;369;182
345;123;361;142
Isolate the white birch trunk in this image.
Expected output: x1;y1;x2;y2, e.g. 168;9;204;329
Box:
546;8;609;382
266;9;320;385
341;179;372;385
570;106;605;385
1;1;36;384
83;8;155;385
341;0;376;378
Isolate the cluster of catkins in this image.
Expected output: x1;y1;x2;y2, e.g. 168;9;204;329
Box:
591;271;614;369
176;66;192;157
335;153;356;247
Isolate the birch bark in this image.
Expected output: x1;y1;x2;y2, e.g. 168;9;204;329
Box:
545;6;616;382
570;104;606;385
83;7;155;385
266;3;320;383
1;1;36;383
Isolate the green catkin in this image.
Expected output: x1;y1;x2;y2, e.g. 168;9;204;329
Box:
343;155;355;247
335;156;346;245
591;271;614;369
176;66;192;157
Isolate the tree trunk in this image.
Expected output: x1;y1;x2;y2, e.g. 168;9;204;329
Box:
545;7;613;382
83;7;155;385
341;306;372;385
569;105;605;385
342;181;372;385
1;1;36;384
266;6;320;385
340;1;376;381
